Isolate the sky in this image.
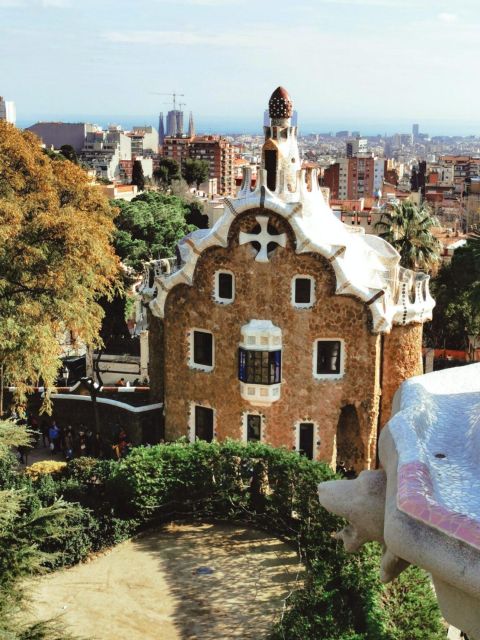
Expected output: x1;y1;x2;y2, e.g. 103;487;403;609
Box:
1;0;480;135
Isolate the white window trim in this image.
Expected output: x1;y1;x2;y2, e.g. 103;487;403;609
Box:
294;420;320;460
189;328;215;373
241;411;265;442
213;269;235;305
312;338;345;380
188;402;216;443
291;275;315;309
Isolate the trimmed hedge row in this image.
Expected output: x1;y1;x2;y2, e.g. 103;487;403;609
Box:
24;441;444;639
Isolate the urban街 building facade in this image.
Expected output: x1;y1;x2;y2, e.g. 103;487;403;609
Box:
140;87;434;471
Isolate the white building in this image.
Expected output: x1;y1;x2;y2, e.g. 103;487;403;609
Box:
0;96;16;125
346;137;367;157
81;130;132;181
128;126;159;157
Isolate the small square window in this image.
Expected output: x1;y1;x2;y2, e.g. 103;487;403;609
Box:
292;276;315;308
192;330;213;369
215;271;234;303
218;273;233;299
194;406;214;442
314;340;343;378
295;278;312;304
246;414;262;441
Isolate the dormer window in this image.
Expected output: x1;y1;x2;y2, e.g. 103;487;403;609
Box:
238;320;282;406
292;275;315;308
214;270;234;304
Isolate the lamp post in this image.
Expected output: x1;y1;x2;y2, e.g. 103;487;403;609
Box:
81;376;101;436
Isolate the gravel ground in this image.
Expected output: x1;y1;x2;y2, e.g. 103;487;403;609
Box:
26;522;304;640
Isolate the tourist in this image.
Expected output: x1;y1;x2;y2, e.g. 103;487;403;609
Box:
64;431;74;461
48;421;60;453
78;430;87;456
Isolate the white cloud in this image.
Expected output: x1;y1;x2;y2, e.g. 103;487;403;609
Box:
316;0;414;6
154;0;240;4
438;12;458;23
0;0;70;6
104;29;262;48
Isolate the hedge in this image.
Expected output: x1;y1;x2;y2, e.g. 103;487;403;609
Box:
19;440;445;640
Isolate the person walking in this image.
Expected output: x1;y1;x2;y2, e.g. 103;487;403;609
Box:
48;421;60;453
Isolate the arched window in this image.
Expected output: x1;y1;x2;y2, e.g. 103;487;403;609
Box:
264;149;277;191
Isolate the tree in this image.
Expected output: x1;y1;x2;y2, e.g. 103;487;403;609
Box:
182;157;210;190
375;201;441;272
0;121;119;409
59;144;78;164
0;419;77;639
425;233;480;349
131;160;145;191
153;158;181;189
113;191;197;273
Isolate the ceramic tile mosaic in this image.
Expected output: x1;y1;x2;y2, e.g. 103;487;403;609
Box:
389;363;480;550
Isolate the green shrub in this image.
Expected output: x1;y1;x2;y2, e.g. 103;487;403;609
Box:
7;440;444;640
42;504;98;567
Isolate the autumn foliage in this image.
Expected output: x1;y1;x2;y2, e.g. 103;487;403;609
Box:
0;122;119;406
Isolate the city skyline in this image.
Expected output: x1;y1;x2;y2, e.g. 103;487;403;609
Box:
3;0;480;136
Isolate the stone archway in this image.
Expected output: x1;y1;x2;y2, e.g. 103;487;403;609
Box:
336;404;364;474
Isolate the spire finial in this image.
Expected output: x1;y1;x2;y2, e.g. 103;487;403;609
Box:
268;86;293;119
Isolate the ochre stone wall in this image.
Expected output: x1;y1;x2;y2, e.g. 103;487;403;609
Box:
380;323;423;428
161;208;382;470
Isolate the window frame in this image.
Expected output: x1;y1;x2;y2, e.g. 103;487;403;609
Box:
312;338;344;380
189;329;215;372
238;348;281;386
291;275;315;309
189;403;215;443
242;412;264;443
294;420;319;460
213;270;235;305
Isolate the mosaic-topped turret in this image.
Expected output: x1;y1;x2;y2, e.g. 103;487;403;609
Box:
268;86;293;119
138;88;435;472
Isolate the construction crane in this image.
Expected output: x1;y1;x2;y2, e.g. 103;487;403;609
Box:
151;92;185;113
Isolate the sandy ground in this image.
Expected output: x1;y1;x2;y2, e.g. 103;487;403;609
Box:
26;522;304;640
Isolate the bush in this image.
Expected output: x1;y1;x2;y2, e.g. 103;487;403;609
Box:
103;441;444;640
8;440;444;640
25;460;67;481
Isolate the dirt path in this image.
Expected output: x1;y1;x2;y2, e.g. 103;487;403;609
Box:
27;522;304;640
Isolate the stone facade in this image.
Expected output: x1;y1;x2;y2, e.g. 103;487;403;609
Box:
162;209;381;469
141;87;434;471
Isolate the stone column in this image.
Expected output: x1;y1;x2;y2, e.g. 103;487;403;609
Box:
379;324;423;428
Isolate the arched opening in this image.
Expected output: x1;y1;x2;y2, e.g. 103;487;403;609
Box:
264;149;277;191
336;404;364;474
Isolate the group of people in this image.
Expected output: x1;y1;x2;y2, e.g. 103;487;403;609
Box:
41;420;104;460
7;410;132;463
40;420;133;461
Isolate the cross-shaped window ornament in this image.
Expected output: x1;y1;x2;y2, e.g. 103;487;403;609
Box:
239;216;287;263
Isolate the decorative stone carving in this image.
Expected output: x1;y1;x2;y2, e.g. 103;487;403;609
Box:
318;363;480;639
238;216;287;263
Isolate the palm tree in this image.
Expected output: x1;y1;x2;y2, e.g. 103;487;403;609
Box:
375;200;441;272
